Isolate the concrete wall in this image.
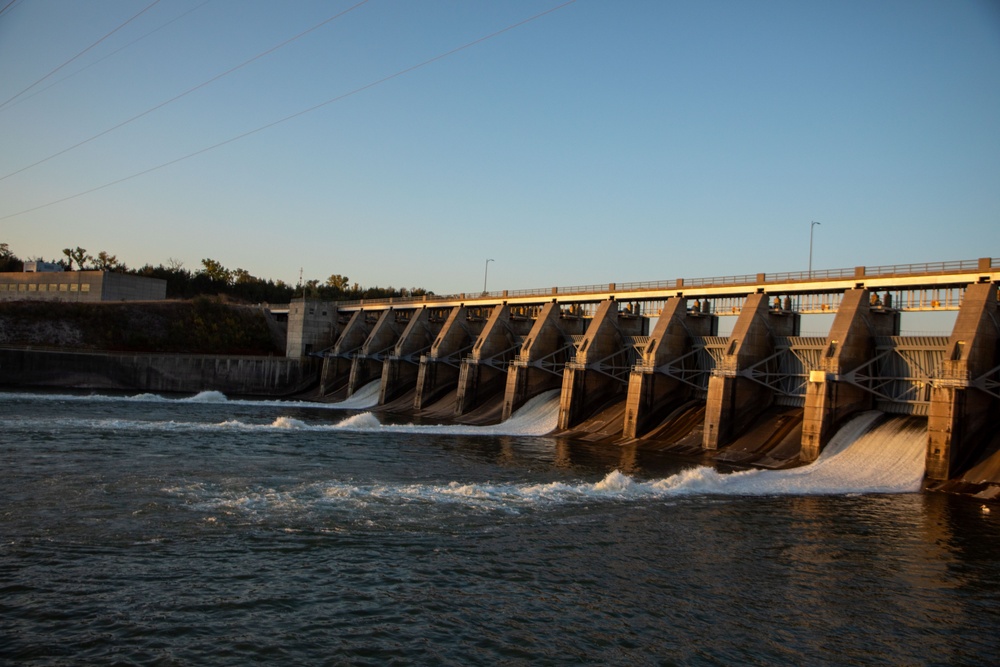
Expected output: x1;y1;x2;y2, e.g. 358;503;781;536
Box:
379;306;447;404
502;302;586;420
557;299;648;430
0;347;320;396
623;297;717;439
702;293;800;450
926;282;1000;480
800;289;899;461
318;310;373;396
286;298;339;358
348;309;408;396
0;271;166;302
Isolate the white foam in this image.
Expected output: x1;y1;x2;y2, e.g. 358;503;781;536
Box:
327;380;381;409
181;390;228;403
167;411;929;519
272;416;308;429
326;414;925;505
0;389;353;410
325;389;560;436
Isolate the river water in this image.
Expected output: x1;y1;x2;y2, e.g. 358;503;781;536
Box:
2;387;999;666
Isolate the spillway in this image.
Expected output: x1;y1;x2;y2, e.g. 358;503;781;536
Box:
644;411;927;496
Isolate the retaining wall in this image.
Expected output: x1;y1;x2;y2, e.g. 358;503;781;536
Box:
0;347;320;396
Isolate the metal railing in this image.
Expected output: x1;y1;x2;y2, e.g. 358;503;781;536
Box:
333;257;997;308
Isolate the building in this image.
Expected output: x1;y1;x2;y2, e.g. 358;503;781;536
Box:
23;260;64;272
0;270;167;302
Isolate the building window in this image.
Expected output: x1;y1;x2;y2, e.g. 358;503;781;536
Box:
59;284;68;292
18;284;26;291
28;284;37;291
81;284;90;293
70;284;78;292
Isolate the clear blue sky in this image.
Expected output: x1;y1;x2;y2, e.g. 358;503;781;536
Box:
1;0;998;293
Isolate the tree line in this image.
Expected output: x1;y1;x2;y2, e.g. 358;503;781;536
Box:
0;243;431;303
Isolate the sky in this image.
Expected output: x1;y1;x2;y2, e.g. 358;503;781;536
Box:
1;0;998;294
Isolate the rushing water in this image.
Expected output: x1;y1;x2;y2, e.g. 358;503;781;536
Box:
2;386;999;666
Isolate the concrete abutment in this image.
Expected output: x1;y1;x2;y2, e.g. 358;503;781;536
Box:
414;306;488;410
557;299;649;430
319;310;373;397
800;289;900;461
347;309;408;397
703;293;800;450
926;282;1000;480
379;307;449;405
455;305;532;415
622;297;717;439
502;302;586;421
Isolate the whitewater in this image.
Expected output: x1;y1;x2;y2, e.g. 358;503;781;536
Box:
2;384;927;501
5;387;995;667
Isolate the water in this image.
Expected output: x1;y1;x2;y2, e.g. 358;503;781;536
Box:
2;386;999;666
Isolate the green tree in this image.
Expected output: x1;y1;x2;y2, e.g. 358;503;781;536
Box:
94;251;122;271
0;243;22;272
199;258;232;285
62;247;91;270
326;274;350;290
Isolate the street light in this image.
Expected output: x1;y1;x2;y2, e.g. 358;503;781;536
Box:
483;258;494;294
809;221;821;277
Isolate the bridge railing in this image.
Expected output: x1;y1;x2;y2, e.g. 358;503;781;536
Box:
333;257;997;308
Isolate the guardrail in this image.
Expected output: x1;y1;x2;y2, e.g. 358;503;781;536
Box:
334;257;997;308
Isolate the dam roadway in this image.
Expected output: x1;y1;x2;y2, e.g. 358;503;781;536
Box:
287;257;1000;491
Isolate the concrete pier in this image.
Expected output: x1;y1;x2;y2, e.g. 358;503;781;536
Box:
502;302;586;421
557;299;648;430
703;293;800;450
414;306;490;410
455;305;530;415
378;306;448;405
273;258;1000;488
347;309;408;397
622;298;717;439
800;289;900;461
926;282;1000;480
319;310;373;396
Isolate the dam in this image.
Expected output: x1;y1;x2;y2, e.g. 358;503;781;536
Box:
288;257;1000;488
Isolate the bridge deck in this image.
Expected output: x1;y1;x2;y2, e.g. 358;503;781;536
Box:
334;257;999;313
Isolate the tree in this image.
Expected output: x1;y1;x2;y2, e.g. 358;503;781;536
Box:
0;243;22;272
326;274;350;291
199;258;232;285
62;247;91;270
232;268;254;285
94;251;122;271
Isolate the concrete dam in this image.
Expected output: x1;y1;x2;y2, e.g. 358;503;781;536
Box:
287;257;1000;488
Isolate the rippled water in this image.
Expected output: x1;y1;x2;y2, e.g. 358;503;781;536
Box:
2;388;999;665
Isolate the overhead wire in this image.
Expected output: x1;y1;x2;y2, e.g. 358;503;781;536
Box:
1;0;215;112
0;0;23;19
0;0;371;183
0;0;163;110
0;0;579;223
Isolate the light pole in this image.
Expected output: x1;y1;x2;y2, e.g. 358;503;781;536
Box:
483;258;494;294
809;221;821;277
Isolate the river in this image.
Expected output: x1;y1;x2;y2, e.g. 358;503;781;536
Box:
2;387;998;665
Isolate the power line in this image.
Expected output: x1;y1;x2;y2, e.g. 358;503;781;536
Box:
0;0;163;110
0;0;371;183
0;0;214;113
0;0;579;223
0;0;23;19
